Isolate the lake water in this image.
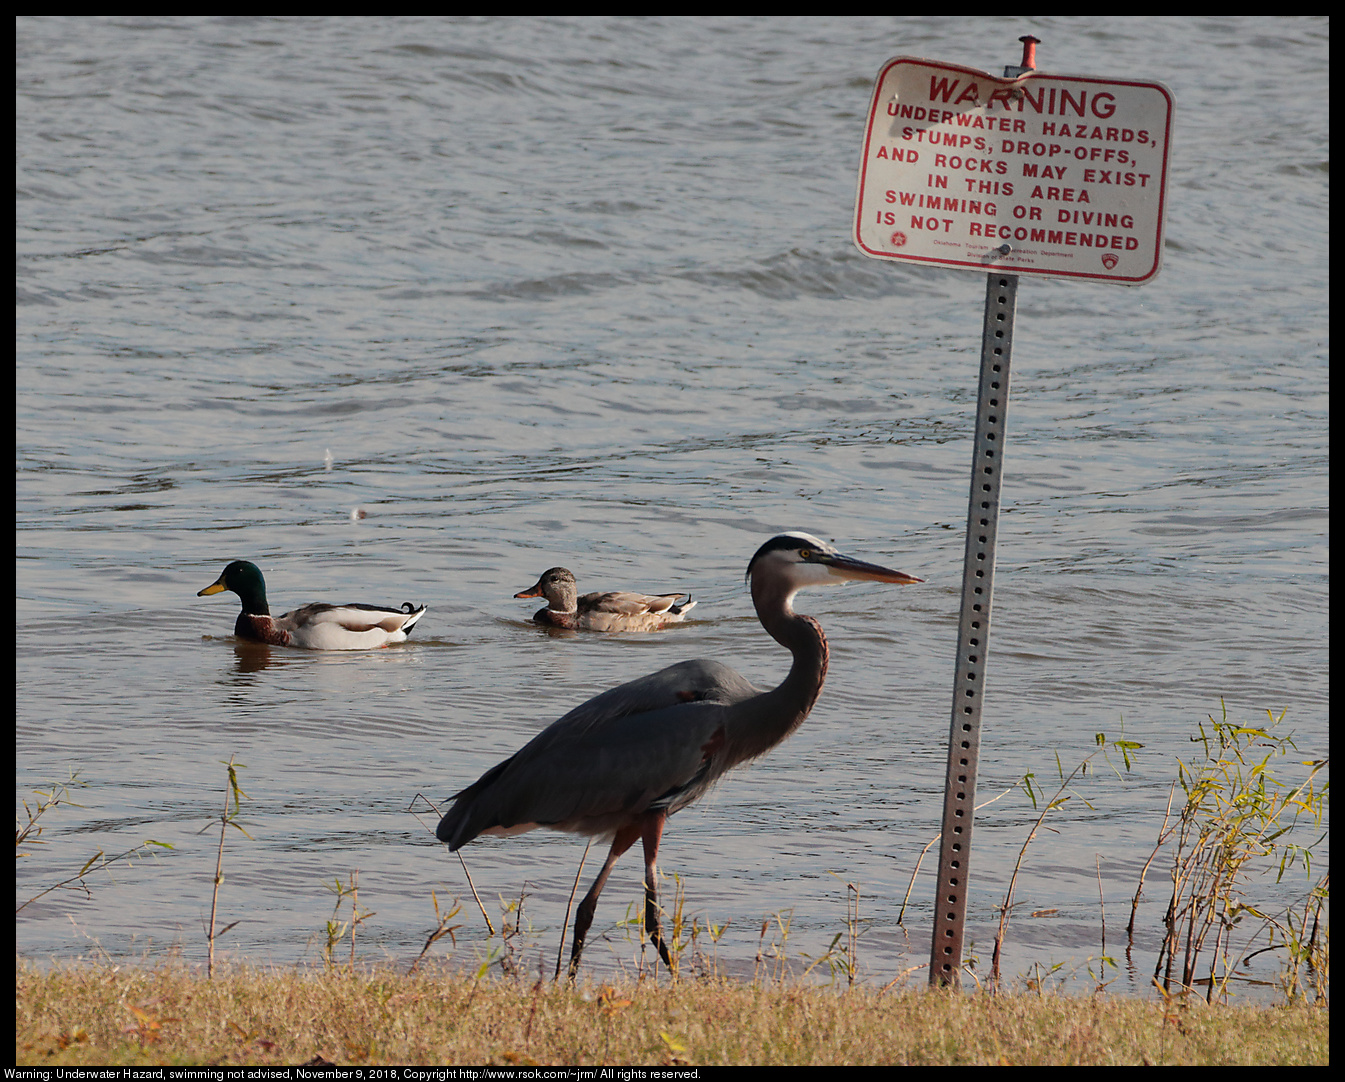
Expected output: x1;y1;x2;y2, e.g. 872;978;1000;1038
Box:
16;16;1328;999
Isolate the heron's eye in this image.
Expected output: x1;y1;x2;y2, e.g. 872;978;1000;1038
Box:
799;548;812;559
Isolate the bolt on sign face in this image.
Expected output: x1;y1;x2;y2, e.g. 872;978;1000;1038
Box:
854;57;1175;285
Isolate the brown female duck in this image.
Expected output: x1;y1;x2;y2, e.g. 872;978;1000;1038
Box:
515;566;697;632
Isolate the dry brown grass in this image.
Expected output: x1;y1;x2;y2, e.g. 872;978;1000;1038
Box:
14;961;1329;1066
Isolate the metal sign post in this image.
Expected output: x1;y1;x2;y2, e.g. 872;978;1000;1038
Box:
929;266;1018;987
927;38;1034;994
851;36;1173;988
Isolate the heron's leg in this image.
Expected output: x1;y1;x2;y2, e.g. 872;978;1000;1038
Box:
641;811;673;969
568;822;641;979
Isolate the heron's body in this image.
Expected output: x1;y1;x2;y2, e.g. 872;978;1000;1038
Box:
439;533;920;976
438;658;765;846
515;567;697;632
198;560;427;651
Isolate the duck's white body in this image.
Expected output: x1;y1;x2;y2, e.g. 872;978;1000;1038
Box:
198;561;427;650
246;601;427;650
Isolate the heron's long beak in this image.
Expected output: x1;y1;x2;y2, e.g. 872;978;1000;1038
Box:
820;552;922;585
198;576;228;597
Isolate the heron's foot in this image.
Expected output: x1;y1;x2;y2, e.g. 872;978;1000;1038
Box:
645;896;673;970
650;928;672;969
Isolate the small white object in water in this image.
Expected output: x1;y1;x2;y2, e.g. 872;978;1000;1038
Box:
323;448;333;471
351;507;367;520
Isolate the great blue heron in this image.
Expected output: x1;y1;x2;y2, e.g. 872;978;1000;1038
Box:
515;566;698;632
198;560;427;650
437;532;921;976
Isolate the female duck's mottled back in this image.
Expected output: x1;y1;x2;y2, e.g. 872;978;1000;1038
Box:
197;560;426;650
515;566;697;632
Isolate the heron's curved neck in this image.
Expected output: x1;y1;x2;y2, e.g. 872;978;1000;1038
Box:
738;577;830;759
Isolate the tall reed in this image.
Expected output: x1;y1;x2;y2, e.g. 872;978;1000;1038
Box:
205;756;250;979
1142;706;1328;1002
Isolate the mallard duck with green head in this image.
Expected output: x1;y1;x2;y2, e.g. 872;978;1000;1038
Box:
198;560;427;650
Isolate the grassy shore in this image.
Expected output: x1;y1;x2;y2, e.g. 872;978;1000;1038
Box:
14;962;1329;1066
17;714;1326;1066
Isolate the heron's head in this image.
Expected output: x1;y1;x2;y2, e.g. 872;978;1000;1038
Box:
746;532;922;593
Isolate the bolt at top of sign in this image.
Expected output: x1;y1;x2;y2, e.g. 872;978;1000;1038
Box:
854;54;1174;284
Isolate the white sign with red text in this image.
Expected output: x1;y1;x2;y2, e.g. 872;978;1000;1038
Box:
854;57;1174;284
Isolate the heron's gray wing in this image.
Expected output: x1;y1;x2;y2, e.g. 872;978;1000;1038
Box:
444;699;726;844
437;659;763;848
546;659;761;736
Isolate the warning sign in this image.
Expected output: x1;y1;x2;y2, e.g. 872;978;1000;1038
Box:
854;57;1174;284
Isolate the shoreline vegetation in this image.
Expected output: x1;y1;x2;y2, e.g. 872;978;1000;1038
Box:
16;707;1327;1065
13;962;1330;1066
